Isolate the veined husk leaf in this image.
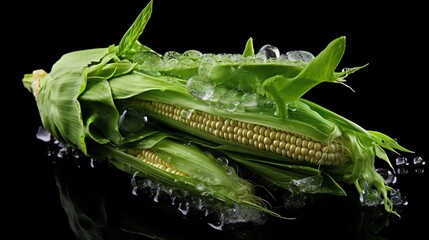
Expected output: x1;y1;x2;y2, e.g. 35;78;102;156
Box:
216;151;346;196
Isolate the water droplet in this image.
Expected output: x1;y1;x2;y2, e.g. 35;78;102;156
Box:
201;54;216;63
376;168;397;185
283;192;307;209
180;109;194;120
163;51;181;61
171;196;177;206
223;204;266;225
395;156;409;166
131;176;139;196
286;50;314;62
192;197;208;215
207;213;225;231
241;92;259;107
186;75;215;101
291;175;323;192
215;53;240;63
153;187;161;203
359;188;382;206
278;54;289;62
178;202;190;215
131;186;138;196
224;166;236;176
118;107;148;134
137;67;161;76
257;44;280;60
202;175;221;186
390;188;408;206
206;87;228;103
258;96;274;108
413;156;425;166
57;147;68;159
71;148;81;158
216;157;229;167
36;126;51;142
165;58;180;69
140;178;153;188
228;54;243;61
219;90;241;112
133;51;163;68
287;102;298;112
181;58;194;66
183;49;203;59
196;184;206;191
131;177;156;196
198;56;216;76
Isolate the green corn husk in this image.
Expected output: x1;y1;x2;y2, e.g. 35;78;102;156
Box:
93;131;280;218
22;0;412;217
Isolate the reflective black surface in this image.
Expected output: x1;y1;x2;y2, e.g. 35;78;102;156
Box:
8;0;428;239
32;136;425;240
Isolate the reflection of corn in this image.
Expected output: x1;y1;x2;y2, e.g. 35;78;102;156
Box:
128;148;189;177
140;101;345;166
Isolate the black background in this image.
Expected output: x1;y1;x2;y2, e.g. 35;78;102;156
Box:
5;0;428;239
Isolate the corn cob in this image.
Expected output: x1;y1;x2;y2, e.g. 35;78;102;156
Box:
93;133;280;217
128;148;189;177
22;0;412;218
136;100;344;166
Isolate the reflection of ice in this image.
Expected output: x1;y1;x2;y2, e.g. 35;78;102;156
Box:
38;129;415;239
283;193;307;209
396;167;408;175
130;175;266;228
392;155;425;176
375;168;397;185
390;188;408;206
131;177;153;196
207;204;267;231
223;204;266;225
